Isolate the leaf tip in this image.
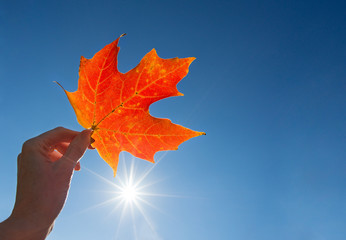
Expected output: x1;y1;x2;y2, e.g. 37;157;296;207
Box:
54;81;66;91
120;33;127;38
188;57;196;64
197;131;206;136
111;161;119;177
148;156;155;163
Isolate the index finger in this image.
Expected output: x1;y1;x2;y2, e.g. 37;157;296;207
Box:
57;129;93;170
36;127;80;146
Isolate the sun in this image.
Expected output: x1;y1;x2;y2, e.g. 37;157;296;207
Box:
120;184;138;202
81;155;183;239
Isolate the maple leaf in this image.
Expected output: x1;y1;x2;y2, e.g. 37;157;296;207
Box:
58;35;205;176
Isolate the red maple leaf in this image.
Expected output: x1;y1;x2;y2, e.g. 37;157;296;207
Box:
58;35;205;175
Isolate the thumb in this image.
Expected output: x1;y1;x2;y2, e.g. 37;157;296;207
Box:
58;129;92;170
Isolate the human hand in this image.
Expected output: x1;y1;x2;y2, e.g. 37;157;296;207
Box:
0;127;93;240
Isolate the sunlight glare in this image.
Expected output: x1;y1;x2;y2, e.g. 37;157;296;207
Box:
121;185;138;202
81;154;185;240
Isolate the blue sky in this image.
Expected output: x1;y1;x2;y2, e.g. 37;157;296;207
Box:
1;0;345;239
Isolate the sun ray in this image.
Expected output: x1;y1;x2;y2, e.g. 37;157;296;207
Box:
133;200;160;239
136;197;165;214
114;199;129;240
138;192;190;198
83;166;123;190
80;153;191;240
130;203;138;240
132;153;166;188
76;196;121;214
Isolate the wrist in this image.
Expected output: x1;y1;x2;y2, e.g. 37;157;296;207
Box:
0;215;53;240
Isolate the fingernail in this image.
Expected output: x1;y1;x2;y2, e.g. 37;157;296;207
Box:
88;144;95;149
82;129;93;137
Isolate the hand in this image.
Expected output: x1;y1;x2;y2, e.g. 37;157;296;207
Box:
0;127;93;240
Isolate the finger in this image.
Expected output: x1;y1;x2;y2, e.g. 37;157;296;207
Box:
54;142;70;155
74;162;81;171
88;137;95;149
17;154;22;181
17;153;22;165
37;127;80;146
57;129;92;170
49;150;63;162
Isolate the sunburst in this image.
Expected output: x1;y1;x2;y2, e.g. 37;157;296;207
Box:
80;153;183;239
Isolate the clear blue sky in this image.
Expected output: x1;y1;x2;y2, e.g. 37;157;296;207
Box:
1;0;345;239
